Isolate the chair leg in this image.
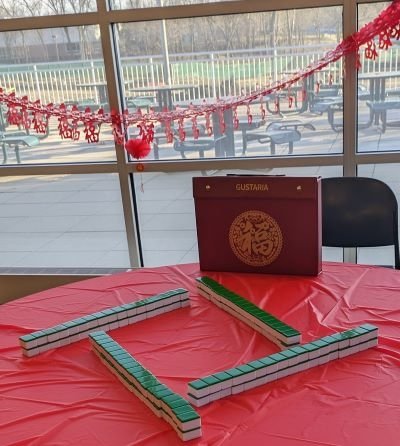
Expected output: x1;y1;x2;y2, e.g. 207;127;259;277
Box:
2;143;7;164
15;144;21;164
153;143;160;160
288;142;294;154
241;130;247;155
381;110;387;133
270;142;276;155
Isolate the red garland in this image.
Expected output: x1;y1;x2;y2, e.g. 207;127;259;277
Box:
0;0;400;162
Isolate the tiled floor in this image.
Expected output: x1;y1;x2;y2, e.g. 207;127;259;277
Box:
1;105;400;269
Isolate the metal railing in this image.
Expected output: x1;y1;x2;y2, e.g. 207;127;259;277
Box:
1;43;400;106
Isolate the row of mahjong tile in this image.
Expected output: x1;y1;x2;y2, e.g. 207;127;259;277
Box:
187;324;378;407
196;276;301;347
89;331;202;442
20;288;189;357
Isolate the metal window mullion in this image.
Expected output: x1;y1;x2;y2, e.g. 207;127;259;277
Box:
342;0;357;178
97;0;142;268
343;0;358;264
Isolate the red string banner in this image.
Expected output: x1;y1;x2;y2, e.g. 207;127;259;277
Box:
365;40;379;59
259;97;266;120
0;0;399;161
233;106;239;130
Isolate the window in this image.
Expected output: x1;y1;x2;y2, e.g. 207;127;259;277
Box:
117;7;343;161
0;0;96;19
0;0;398;270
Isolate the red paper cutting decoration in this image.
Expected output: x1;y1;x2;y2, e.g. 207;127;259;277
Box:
390;24;400;40
191;116;200;139
83;123;101;143
83;108;102;143
233;106;239;129
246;104;253;124
145;122;155;143
178;118;186;141
32;100;49;135
18;97;31;130
365;40;378;60
274;96;280;113
164;119;174;143
259;97;266;120
0;1;398;146
111;109;124;145
58;103;76;140
7;99;25;127
287;89;294;108
205;112;213;136
218;109;225;134
379;30;392;49
32;110;48;134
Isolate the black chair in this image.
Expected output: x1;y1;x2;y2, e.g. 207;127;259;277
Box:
322;177;400;269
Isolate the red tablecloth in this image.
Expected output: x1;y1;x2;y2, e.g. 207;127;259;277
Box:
1;262;399;446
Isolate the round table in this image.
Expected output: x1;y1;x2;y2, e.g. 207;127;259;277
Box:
1;262;399;445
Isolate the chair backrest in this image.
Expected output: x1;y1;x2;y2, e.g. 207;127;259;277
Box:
322;176;400;269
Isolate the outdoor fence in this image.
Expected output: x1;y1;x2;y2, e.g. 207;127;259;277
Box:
1;43;400;107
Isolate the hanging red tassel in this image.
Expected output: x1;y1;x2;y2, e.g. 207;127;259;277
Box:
246;104;253;124
287;88;294;108
191;116;200;139
178;118;186;141
164;119;174;143
125;137;150;193
259;97;266;120
274;96;280;113
205;112;213;136
233;106;239;129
